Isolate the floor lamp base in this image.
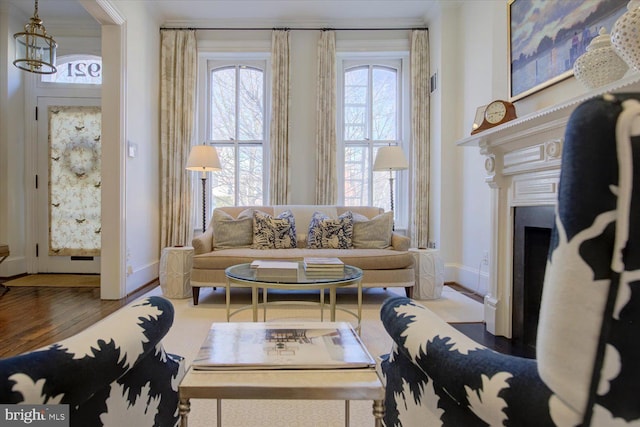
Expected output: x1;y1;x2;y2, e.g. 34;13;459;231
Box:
200;176;207;232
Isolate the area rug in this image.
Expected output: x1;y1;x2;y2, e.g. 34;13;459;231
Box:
140;285;483;427
4;274;100;288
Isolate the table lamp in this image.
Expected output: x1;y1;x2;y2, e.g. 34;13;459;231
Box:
186;145;221;232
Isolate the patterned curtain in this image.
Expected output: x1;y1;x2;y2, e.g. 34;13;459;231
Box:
160;30;197;248
269;29;291;205
410;29;430;248
315;30;337;204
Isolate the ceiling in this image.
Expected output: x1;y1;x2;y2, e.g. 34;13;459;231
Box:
8;0;438;29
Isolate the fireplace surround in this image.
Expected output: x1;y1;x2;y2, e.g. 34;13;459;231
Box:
457;74;640;338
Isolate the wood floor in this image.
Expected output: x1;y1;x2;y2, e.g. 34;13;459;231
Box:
0;278;519;359
0;279;154;358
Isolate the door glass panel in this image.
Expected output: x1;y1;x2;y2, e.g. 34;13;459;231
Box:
48;106;101;256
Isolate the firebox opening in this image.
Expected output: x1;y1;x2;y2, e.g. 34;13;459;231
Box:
513;206;555;359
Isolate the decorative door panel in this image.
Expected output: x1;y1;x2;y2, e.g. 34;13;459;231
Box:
48;105;101;256
37;97;101;273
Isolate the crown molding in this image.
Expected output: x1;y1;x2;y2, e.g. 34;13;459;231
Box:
79;0;125;26
161;17;426;30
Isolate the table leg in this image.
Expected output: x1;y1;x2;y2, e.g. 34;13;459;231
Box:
330;287;337;321
262;288;267;322
345;400;350;427
217;399;222;427
357;280;363;334
179;397;190;427
226;281;231;321
320;288;325;321
372;399;385;427
252;286;259;321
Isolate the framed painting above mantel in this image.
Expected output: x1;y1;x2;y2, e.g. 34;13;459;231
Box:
508;0;627;102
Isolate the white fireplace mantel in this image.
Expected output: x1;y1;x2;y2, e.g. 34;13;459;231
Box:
456;73;640;337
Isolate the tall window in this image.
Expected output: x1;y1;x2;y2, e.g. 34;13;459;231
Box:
206;60;267;207
338;56;409;228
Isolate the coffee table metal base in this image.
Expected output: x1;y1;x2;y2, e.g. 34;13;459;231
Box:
225;278;363;332
178;368;384;427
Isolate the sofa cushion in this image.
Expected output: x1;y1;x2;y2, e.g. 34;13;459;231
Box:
307;211;354;249
352;211;393;249
252;210;297;249
192;247;414;271
212;208;254;249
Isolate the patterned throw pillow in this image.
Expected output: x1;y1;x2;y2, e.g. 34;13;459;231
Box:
307;211;354;249
212;208;254;249
252;210;297;249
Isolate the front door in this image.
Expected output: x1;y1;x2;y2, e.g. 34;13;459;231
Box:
36;97;101;273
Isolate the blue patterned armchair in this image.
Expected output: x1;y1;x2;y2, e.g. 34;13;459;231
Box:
379;94;640;426
0;296;185;427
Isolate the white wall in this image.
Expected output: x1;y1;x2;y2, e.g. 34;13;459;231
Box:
111;1;163;294
458;2;500;295
426;4;469;290
0;2;27;277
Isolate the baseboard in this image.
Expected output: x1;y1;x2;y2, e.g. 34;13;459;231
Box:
445;263;488;296
126;260;159;295
446;281;484;303
0;256;27;278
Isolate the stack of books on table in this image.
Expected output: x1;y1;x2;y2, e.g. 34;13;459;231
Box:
303;257;345;277
251;260;300;280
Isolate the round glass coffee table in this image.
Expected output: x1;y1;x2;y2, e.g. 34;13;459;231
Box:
224;262;364;331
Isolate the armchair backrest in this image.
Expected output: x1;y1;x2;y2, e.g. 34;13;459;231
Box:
536;94;640;425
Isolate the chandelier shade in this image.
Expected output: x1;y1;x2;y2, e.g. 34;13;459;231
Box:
13;0;57;75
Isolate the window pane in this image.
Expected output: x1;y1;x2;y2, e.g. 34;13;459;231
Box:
344;67;368;141
211;146;235;207
372;67;397;141
211;67;236;141
238;67;264;141
238;145;263;205
372;147;393;211
344;145;369;206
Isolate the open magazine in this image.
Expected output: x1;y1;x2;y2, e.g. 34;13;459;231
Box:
192;322;375;370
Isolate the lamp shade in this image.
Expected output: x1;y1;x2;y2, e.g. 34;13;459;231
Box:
186;145;221;172
373;146;409;171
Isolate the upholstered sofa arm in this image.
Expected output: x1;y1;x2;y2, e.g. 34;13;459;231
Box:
379;297;561;427
0;296;184;426
192;227;214;254
390;232;410;251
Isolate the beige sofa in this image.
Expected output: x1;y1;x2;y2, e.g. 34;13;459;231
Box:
190;205;415;305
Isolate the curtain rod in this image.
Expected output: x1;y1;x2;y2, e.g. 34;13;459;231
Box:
160;27;426;31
